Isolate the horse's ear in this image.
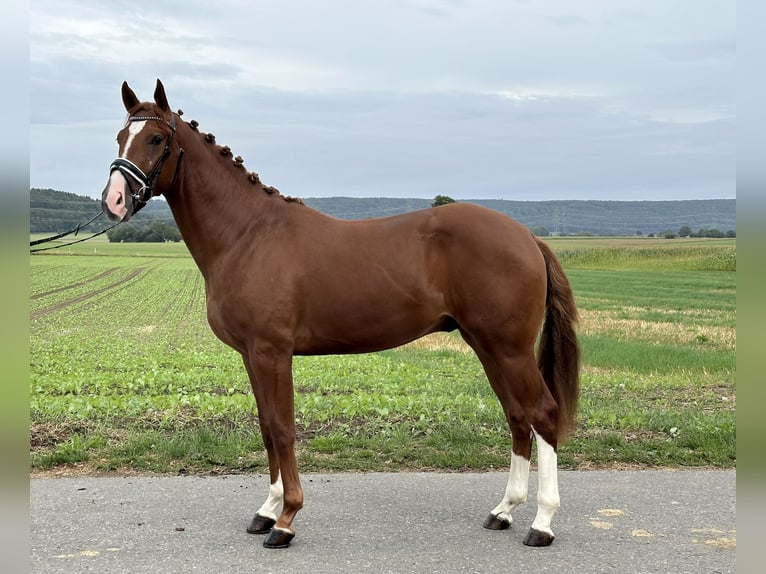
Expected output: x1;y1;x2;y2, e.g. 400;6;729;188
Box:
154;79;170;113
122;81;140;112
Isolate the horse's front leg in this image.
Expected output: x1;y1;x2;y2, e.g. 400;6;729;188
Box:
248;470;283;534
246;424;284;535
242;357;283;535
246;345;303;549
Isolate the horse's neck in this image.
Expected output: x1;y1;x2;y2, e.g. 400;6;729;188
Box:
165;127;272;276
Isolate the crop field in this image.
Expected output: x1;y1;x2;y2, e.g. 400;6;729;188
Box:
29;236;735;475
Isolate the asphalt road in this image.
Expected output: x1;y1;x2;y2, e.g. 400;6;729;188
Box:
30;470;735;574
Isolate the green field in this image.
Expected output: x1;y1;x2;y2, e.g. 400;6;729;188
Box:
29;237;736;474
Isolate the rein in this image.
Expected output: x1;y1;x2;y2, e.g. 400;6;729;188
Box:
29;213;121;253
30;210;105;247
109;114;184;215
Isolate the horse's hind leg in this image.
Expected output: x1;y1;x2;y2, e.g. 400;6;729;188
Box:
474;352;533;531
525;427;560;547
471;342;561;546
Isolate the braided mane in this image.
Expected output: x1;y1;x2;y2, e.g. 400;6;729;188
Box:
179;110;304;205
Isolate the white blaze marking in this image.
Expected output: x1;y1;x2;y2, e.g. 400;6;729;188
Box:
530;427;560;536
121;121;146;159
256;472;283;521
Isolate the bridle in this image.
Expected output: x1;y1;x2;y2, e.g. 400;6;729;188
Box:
108;114;184;215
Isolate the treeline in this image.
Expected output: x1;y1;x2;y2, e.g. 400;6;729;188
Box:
655;226;736;239
106;221;181;243
528;226;735;238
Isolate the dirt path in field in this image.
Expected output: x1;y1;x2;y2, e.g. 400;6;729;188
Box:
30;268;145;320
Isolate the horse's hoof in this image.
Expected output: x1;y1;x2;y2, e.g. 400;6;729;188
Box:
263;528;295;549
482;513;511;530
247;514;276;535
523;528;554;547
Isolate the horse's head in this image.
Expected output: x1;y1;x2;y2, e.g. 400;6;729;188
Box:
102;79;183;222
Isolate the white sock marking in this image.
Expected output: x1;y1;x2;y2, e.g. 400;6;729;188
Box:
530;428;560;536
256;472;283;521
491;451;531;523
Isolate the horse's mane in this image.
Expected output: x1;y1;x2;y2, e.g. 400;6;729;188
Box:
179;110;304;206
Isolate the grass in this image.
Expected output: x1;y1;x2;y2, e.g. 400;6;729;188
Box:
29;237;735;474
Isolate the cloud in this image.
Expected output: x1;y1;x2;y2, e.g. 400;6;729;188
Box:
30;0;735;201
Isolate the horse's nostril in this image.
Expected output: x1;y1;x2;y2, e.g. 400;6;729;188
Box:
116;194;123;206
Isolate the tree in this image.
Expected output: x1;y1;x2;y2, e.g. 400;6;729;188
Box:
678;226;692;237
432;195;456;207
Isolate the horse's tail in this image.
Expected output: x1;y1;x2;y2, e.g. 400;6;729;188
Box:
535;237;581;442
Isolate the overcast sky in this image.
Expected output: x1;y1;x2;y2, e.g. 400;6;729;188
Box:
30;0;735;202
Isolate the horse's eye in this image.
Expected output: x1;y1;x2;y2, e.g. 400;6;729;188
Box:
150;135;164;145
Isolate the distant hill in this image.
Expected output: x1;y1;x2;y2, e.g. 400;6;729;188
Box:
470;198;735;236
30;188;735;236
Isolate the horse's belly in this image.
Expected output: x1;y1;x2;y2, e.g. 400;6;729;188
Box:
293;310;453;356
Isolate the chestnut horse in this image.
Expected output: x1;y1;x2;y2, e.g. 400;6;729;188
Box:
102;80;580;549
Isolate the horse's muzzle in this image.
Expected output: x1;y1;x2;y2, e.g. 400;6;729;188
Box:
101;170;132;222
